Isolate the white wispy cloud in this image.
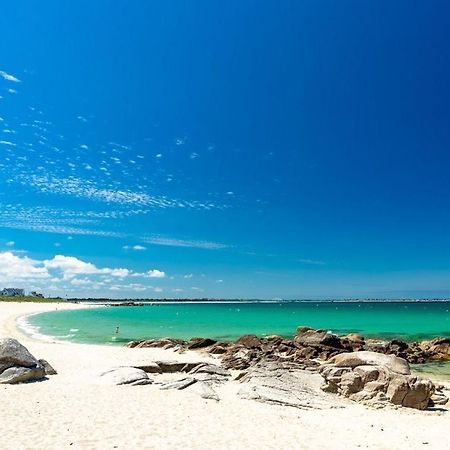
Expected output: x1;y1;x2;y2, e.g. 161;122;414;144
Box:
0;222;125;238
297;258;326;266
144;236;227;250
123;244;146;251
18;175;218;210
0;71;21;83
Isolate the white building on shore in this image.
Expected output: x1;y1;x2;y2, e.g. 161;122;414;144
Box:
0;288;25;297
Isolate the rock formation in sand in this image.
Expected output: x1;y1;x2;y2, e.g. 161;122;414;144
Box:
0;338;55;384
319;351;447;410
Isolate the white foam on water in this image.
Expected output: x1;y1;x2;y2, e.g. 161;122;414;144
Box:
16;313;57;343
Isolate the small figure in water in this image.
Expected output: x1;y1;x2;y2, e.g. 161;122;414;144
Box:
115;326;120;334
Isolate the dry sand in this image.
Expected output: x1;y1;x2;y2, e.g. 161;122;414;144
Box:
1;302;449;450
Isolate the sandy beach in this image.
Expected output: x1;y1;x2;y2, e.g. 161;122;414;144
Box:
1;302;450;450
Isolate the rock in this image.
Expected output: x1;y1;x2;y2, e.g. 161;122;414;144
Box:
295;327;343;348
327;351;411;375
0;339;47;384
99;367;152;385
429;387;449;406
370;339;410;360
386;377;434;410
266;335;284;345
238;361;332;410
342;333;366;351
188;363;230;377
132;362;163;374
320;351;438;410
354;365;382;383
293;327;351;360
186;337;217;350
154;361;203;373
38;359;57;375
0;338;39;372
208;343;229;354
339;371;363;396
221;347;258;370
368;338;450;364
185;380;219;401
423;338;450;361
126;338;186;350
235;334;262;349
344;333;365;343
0;365;45;384
159;377;197;390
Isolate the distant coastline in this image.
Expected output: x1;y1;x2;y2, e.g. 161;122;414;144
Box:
67;297;450;304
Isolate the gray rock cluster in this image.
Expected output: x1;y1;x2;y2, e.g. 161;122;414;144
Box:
0;338;55;384
125;327;450;411
127;326;450;368
99;361;230;401
369;337;450;364
126;328;366;371
319;351;448;410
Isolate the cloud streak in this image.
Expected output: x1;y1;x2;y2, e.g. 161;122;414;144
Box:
0;70;21;83
144;236;227;250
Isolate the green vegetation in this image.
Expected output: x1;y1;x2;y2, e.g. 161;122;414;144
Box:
0;296;64;303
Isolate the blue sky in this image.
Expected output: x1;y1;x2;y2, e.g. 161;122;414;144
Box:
1;1;450;298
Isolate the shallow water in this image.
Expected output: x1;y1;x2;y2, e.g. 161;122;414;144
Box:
27;301;450;345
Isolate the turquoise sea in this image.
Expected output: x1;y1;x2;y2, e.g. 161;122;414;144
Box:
27;301;450;345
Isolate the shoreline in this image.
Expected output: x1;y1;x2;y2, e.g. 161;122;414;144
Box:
13;303;450;384
2;301;450;449
14;303;106;345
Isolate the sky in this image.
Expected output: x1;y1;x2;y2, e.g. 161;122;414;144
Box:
1;1;450;299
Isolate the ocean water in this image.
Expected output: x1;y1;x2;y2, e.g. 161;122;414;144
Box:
26;301;450;345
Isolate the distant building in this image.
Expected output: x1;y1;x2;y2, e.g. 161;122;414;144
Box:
30;291;44;298
0;288;25;297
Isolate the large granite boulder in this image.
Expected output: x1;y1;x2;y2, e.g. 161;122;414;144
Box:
238;360;331;410
0;338;48;384
319;351;443;410
295;327;343;347
422;338;450;361
0;338;39;372
326;351;411;375
294;326;352;360
0;366;45;384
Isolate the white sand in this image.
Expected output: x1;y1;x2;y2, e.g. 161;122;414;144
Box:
1;302;449;450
